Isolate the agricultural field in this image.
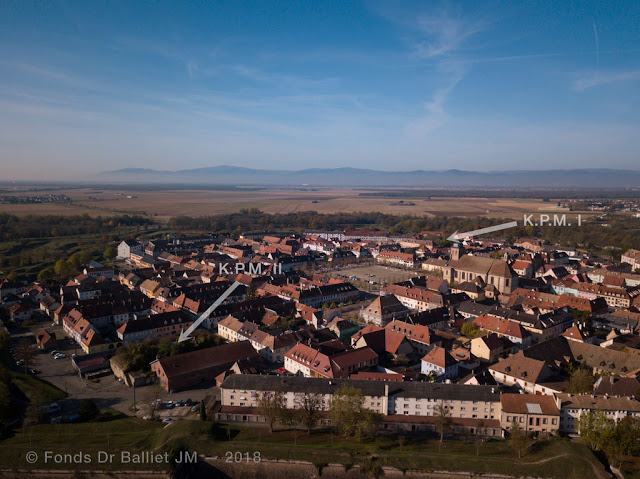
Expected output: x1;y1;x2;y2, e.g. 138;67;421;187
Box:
0;185;566;219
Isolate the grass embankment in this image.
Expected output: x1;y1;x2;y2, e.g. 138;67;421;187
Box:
0;416;609;478
11;371;67;404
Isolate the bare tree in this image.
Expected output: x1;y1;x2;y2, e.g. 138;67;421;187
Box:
474;420;486;456
294;392;325;434
434;400;452;446
257;389;285;433
15;339;36;374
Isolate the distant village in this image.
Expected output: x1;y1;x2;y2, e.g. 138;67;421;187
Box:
3;228;640;441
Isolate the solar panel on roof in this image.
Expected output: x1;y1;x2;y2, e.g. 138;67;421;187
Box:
526;403;542;414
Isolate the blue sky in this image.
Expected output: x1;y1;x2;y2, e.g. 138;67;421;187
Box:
1;1;639;179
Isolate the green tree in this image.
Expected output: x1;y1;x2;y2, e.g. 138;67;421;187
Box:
6;271;18;282
0;329;11;364
37;268;54;283
103;247;116;261
578;411;616;451
329;385;381;441
508;421;530;459
78;399;99;422
280;408;299;432
54;259;71;279
461;322;480;338
354;408;381;442
614;416;640;457
568;368;595;394
330;385;364;437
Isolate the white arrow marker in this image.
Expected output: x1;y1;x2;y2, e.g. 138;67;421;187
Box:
447;221;518;243
178;281;241;342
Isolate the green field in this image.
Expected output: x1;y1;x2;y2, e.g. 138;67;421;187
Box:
0;415;611;478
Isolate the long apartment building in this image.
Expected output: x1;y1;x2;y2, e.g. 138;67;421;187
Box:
219;374;502;430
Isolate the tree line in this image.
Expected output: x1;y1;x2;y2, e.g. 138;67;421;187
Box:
115;332;225;373
0;213;152;240
169;209;640;257
256;384;381;441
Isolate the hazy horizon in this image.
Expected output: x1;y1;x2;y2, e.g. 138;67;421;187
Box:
1;1;640;180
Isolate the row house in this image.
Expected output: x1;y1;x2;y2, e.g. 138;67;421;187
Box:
284;343;378;379
302;238;336;254
385;319;437;355
509;288;609;316
470;333;516;363
383;284;443;312
421;345;459;380
360;295;410;327
555;393;640;435
218;315;294;362
472;314;533;347
501;394;560;436
62;309;97;345
7;302;33;322
353;326;414;358
621;249;640;271
457;301;573;342
488;351;558;395
116;311;193;344
376;250;416;268
552;280;631;309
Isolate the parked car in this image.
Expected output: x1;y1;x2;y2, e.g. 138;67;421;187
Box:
162;418;176;423
185;398;192;406
54;353;66;359
50;350;59;356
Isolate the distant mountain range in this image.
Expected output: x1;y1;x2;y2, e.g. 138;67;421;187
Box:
99;166;640;188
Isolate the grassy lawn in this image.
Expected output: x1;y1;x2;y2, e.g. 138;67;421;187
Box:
11;371;67;404
193;425;607;479
0;416;610;478
0;411;165;470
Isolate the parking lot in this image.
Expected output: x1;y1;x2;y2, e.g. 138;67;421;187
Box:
30;324;216;417
329;264;423;289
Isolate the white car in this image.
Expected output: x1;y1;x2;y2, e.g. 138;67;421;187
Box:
54;353;66;359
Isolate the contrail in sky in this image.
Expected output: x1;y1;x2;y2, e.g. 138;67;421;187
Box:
592;20;599;68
